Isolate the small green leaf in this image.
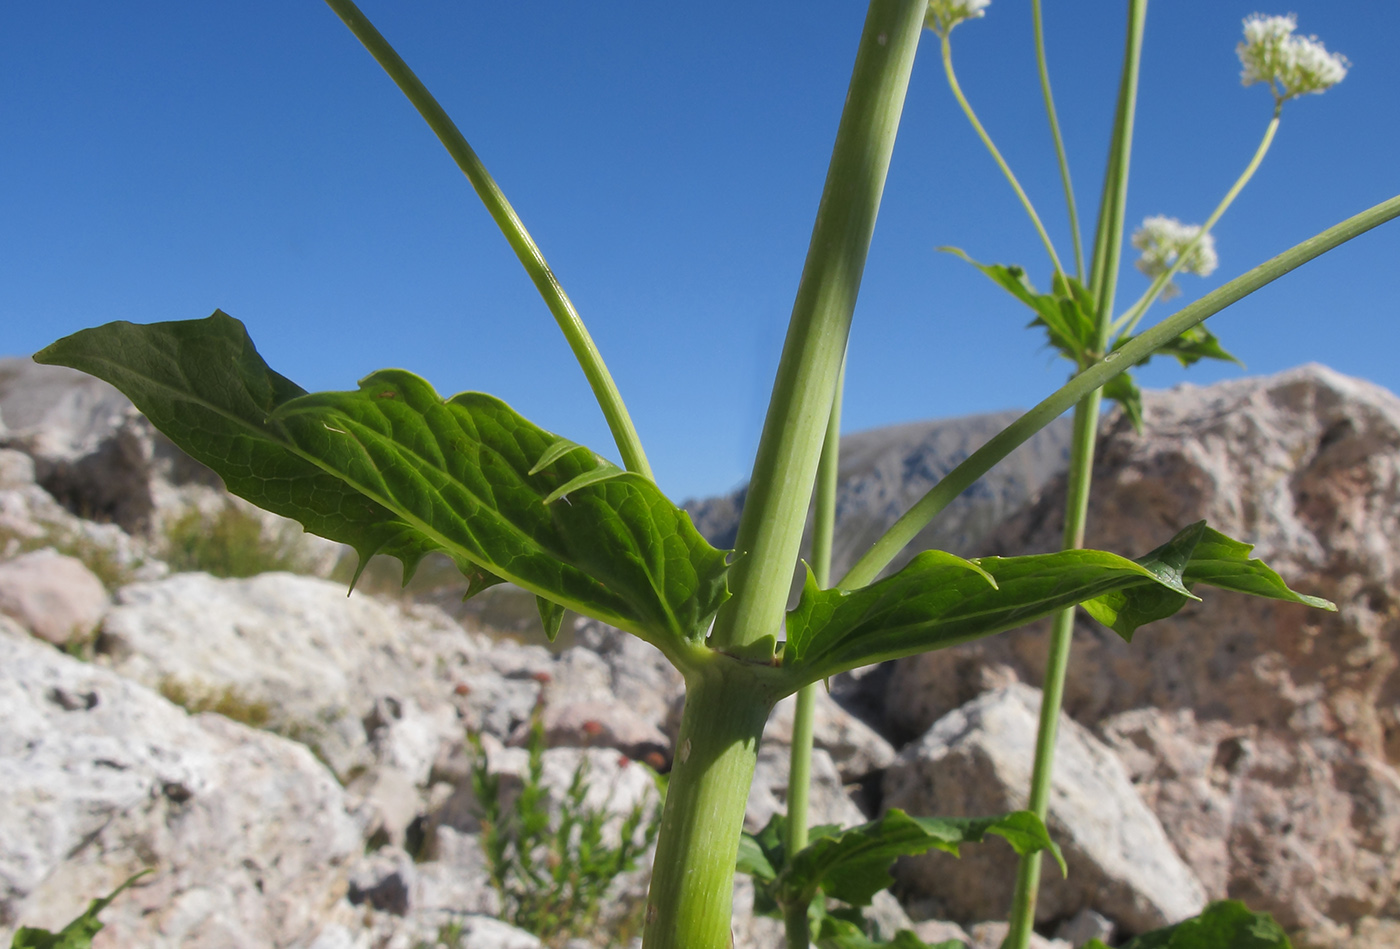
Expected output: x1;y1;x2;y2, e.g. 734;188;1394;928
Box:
735;832;777;883
782;547;1149;683
536;596;565;641
36;314;731;659
1081;521;1335;639
11;870;150;949
1118;325;1243;371
783;809;1061;911
939;247;1096;363
783;522;1333;683
1111;900;1292;949
1103;370;1144;433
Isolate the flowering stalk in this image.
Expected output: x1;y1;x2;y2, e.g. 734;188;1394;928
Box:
321;0;654;479
1113;110;1278;338
1002;2;1145;944
936;24;1067;284
1031;0;1085;280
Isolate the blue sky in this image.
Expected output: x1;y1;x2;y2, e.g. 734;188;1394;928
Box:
3;2;1397;503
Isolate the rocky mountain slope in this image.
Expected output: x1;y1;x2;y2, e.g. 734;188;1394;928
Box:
1;357;1397;948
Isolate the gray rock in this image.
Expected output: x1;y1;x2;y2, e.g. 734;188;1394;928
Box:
685;410;1073;581
747;744;867;833
0;616;360;947
95;572;486;784
765;687;897;781
882;365;1400;940
967;921;1070;949
883;683;1205;935
911;919;973;947
1055;908;1115;947
0;548;108;645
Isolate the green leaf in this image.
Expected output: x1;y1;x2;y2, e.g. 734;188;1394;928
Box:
782;548;1153;682
1118;325;1243;371
1110;900;1292;949
816;916;962;949
1081;521;1335;639
939;247;1096;362
11;870;150;949
1102;370;1144;433
783;522;1333;682
36;314;730;656
536;596;565;642
735;831;777;883
783;809;1062;911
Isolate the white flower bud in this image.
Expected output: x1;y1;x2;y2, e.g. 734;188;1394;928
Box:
1132;216;1218;299
1237;13;1348;100
926;0;991;37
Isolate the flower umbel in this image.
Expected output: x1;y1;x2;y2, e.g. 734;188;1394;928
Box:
925;0;991;38
1238;13;1348;101
1132;216;1218;299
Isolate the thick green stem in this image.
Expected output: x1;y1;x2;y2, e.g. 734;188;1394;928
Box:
321;0;652;479
710;0;925;653
643;658;780;949
1031;0;1084;281
838;192;1400;592
1114;107;1281;338
941;34;1066;282
784;358;845;949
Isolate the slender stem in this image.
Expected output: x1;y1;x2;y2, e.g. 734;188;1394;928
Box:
941;34;1066;283
321;0;653;479
642;658;780;949
783;357;845;949
1031;0;1084;281
1005;6;1144;939
709;0;926;653
1086;2;1146;314
1113;107;1282;339
837;192;1400;591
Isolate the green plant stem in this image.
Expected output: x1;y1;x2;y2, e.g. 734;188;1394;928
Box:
320;0;652;479
1005;6;1144;939
709;0;925;654
1113;106;1282;339
838;191;1400;591
1085;0;1146;330
784;357;845;949
1031;0;1084;281
941;33;1066;283
642;658;780;949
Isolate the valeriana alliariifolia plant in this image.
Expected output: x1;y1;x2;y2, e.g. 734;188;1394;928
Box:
910;7;1352;948
29;2;1398;948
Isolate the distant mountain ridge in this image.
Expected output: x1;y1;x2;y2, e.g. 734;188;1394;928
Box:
684;409;1074;583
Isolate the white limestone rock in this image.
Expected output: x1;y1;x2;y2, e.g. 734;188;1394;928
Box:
883;683;1206;935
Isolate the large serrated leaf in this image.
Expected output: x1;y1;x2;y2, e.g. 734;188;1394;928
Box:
36;314;730;655
783;522;1334;682
35;312;439;579
1090;899;1293;949
1080;521;1335;639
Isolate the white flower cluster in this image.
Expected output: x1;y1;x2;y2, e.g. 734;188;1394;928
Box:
1237;13;1348;100
1132;216;1218;298
925;0;991;37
